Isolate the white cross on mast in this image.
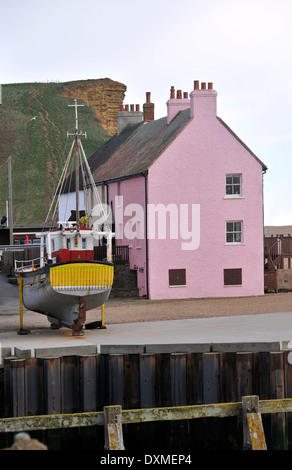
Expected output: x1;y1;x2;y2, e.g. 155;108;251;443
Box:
67;99;87;225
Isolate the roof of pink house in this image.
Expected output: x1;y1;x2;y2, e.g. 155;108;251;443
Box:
90;100;267;184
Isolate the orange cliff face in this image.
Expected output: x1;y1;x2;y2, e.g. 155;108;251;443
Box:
60;78;127;135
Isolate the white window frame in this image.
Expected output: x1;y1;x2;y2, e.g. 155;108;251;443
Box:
226;221;243;244
225;174;242;198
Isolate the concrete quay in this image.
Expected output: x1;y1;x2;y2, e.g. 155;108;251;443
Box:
1;312;292;366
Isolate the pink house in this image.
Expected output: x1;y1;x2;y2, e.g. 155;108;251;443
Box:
91;80;267;300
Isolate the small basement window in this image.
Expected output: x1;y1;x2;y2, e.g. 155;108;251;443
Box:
169;269;186;286
224;268;242;286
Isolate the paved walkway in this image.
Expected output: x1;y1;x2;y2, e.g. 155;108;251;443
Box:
0;311;292;364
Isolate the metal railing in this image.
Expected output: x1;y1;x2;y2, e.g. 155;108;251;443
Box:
1;395;290;450
14;257;45;272
94;245;129;263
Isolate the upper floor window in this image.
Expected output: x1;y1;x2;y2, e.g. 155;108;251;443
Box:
226;221;243;244
226;174;242;196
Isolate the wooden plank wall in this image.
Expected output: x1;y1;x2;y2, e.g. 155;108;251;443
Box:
2;350;292;449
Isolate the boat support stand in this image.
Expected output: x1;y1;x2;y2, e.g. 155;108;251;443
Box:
72;297;86;336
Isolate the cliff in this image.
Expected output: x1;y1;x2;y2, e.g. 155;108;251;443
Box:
0;78;126;225
60;79;127;135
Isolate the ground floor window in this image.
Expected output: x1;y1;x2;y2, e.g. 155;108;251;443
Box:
224;268;242;286
169;269;186;286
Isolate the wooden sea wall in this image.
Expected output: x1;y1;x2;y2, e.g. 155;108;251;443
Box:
1;350;292;449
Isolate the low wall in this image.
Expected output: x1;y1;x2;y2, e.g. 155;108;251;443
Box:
278;269;292;291
1;349;291;449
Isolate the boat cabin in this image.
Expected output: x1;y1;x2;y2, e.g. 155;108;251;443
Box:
38;222;95;265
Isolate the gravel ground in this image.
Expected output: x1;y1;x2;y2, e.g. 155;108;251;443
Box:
1;289;292;333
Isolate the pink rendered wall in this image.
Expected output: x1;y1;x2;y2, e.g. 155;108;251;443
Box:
147;89;265;300
107;177;148;297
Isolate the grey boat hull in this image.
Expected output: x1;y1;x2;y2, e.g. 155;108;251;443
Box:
18;260;113;334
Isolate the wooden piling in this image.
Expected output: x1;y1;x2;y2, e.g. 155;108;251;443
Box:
140;354;156;408
123;354;140;409
170;353;187;406
270;351;287;449
156;354;171;407
186;353;203;404
4;358;14;417
108;355;124;406
96;354;109;409
61;356;79;413
202;353;221;448
25;358;43;415
139;354;157;448
79;355;97;412
43;358;61;415
236;352;253;400
11;359;25;417
202;353;221;404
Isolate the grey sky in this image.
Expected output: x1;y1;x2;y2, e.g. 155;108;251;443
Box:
1;0;292;225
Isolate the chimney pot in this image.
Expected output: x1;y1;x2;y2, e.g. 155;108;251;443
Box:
136;104;140;111
120;105;124;111
130;104;134;111
125;105;129;111
167;86;190;124
190;80;217;117
194;80;200;90
143;92;154;122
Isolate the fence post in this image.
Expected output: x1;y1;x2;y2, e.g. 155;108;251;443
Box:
104;405;125;450
242;395;267;450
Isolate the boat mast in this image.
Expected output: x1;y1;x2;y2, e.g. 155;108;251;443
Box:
67;99;87;224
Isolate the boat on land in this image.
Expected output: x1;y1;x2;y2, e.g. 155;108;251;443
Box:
14;100;114;335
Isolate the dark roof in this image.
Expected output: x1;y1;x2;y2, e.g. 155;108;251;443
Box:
65;107;267;192
88;121;143;173
92;108;267;184
92;109;192;183
64;122;142;192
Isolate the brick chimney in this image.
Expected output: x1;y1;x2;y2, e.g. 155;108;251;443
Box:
190;80;217;118
167;86;190;124
143;92;154;122
117;103;143;134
